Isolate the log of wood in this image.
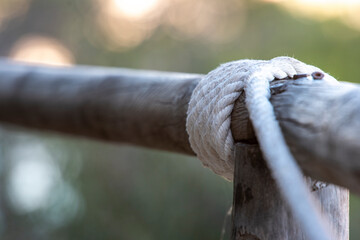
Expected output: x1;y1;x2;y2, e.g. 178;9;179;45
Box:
231;79;360;194
0;59;359;195
0;59;200;154
232;143;349;240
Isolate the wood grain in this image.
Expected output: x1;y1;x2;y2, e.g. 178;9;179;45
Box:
0;60;359;195
232;143;349;240
0;59;200;155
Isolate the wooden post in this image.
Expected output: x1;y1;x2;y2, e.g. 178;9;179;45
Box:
232;143;349;240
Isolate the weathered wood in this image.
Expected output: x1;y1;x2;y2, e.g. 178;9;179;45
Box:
232;143;349;240
231;80;360;194
0;60;359;195
0;59;200;155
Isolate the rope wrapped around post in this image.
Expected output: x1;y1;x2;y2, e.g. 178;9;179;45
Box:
186;56;339;240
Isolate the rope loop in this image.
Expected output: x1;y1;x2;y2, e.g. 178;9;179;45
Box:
186;56;339;240
186;56;337;180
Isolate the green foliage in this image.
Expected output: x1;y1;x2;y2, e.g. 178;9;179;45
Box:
0;0;359;239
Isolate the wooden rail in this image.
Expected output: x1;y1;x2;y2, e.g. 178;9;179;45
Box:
0;59;359;196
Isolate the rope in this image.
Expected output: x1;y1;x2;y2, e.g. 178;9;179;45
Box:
186;56;338;240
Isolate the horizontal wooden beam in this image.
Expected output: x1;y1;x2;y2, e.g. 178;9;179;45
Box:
0;59;359;194
0;59;200;155
232;79;360;194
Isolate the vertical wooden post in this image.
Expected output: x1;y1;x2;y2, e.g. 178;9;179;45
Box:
232;143;349;240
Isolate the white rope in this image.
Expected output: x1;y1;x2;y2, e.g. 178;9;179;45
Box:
186;56;338;240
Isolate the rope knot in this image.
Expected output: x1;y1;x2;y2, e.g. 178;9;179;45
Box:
186;56;334;181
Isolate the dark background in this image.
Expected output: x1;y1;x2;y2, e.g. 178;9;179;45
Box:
0;0;359;239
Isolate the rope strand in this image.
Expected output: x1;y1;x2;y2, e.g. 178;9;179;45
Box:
186;56;339;240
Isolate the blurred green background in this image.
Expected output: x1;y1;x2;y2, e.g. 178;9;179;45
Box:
0;0;359;239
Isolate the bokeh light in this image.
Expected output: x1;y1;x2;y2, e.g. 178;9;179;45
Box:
44;181;82;228
267;0;360;30
0;0;360;239
5;137;83;230
93;0;245;51
0;0;30;30
9;35;74;66
94;0;163;50
7;142;60;213
164;0;245;43
112;0;160;19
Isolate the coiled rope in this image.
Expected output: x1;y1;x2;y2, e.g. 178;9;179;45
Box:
186;56;338;240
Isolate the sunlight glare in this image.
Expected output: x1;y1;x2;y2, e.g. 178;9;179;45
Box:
268;0;360;30
95;0;164;50
112;0;159;19
9;35;74;66
298;0;360;4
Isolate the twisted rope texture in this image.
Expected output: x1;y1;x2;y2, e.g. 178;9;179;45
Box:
186;56;337;181
186;56;339;240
